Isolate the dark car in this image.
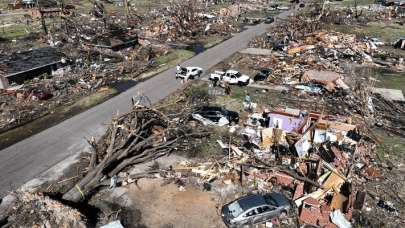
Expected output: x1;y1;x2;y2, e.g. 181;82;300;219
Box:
221;192;290;228
254;68;273;81
264;16;275;24
192;106;239;125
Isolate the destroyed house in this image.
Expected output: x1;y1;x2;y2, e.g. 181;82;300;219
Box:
267;108;310;133
84;30;138;51
0;47;65;87
8;0;57;9
28;8;62;19
313;120;356;144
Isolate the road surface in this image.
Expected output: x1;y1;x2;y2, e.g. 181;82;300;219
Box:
0;11;292;196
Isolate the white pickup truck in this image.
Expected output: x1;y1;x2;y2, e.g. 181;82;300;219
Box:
209;70;252;86
176;66;203;80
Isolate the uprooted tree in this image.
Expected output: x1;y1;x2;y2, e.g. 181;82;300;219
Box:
166;0;202;37
62;104;208;203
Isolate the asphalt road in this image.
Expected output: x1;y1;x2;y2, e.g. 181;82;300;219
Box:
0;10;292;196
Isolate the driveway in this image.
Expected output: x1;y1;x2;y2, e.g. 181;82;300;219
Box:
0;10;292;196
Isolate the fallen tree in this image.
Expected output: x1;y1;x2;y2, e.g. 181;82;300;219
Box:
62;106;207;203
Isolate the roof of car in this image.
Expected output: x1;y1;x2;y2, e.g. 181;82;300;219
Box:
267;192;289;207
237;194;267;210
226;70;239;74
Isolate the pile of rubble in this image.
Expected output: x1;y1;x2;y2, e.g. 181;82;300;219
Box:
1;0;263;132
3;192;87;227
1;83;403;227
166;104;403;227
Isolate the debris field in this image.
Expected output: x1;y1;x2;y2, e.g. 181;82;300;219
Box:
0;1;404;228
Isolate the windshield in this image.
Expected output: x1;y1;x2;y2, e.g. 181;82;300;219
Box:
235;72;242;77
228;201;243;218
264;195;277;206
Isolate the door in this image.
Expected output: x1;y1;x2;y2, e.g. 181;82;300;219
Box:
262;206;279;221
223;73;231;82
240;209;257;226
229;74;238;84
253;206;272;224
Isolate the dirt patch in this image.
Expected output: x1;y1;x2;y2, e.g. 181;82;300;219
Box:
128;179;225;228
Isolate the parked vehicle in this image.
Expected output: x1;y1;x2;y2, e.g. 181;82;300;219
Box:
264;16;274;24
242;17;261;25
176;66;203;80
221;192;290;228
191;106;239;126
209;70;252;86
253;68;273;81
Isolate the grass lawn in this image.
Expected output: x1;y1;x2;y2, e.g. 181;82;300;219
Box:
354;67;405;93
340;0;375;7
332;21;405;43
0;23;29;40
375;71;405;94
155;49;195;66
375;129;405;163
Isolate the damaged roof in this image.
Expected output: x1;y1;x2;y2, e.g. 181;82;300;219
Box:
0;47;64;77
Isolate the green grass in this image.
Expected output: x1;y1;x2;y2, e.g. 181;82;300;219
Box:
375;129;405;162
72;87;118;109
354;67;405;93
340;0;375;7
155;49;195;66
0;23;29;40
333;21;405;43
375;72;405;94
186;126;230;158
202;35;225;49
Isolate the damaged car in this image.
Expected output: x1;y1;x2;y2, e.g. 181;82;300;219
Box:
191;106;239;126
254;68;273;82
221;192;290;228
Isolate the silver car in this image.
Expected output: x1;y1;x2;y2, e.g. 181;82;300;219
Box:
221;192;290;227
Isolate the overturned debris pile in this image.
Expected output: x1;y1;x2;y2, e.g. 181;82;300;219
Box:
6;192;87;227
62;106;207;202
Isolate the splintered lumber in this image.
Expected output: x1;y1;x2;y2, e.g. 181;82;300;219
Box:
62;107;205;202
